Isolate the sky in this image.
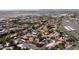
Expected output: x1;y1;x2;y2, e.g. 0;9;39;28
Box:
0;0;79;10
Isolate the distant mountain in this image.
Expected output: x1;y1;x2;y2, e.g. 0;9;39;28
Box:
0;9;79;13
38;9;79;13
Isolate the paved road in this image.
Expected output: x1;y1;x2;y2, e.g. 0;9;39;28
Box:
17;42;42;50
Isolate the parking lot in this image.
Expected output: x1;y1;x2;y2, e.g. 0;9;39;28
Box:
62;19;79;37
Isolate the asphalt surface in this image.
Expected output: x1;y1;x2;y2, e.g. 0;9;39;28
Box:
62;19;79;37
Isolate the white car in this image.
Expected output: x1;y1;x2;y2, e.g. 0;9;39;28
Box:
0;28;6;34
64;26;71;31
67;26;75;31
66;20;69;22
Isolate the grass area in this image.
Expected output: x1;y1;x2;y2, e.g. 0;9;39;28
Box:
73;44;79;50
76;35;79;40
0;35;11;44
